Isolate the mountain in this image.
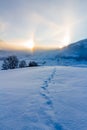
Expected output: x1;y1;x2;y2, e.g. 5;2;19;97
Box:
59;39;87;60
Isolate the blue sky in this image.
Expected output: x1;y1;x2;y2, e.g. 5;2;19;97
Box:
0;0;87;49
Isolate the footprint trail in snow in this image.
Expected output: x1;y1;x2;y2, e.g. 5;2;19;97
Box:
40;68;64;130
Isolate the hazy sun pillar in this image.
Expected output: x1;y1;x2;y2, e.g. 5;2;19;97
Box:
62;30;71;47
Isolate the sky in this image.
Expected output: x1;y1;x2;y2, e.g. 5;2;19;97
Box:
0;0;87;50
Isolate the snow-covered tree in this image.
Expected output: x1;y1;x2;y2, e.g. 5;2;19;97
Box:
29;61;38;67
2;56;19;70
19;60;27;68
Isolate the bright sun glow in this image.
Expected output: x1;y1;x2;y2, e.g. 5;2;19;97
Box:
24;39;35;50
63;30;70;46
57;30;71;49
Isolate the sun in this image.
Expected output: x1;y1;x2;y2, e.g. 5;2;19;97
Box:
24;39;35;50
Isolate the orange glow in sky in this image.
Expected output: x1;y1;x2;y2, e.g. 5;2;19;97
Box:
0;0;87;51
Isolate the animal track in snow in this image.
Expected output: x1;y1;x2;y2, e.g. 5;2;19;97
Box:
40;68;63;130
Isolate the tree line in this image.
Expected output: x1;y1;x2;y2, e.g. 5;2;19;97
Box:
2;56;38;70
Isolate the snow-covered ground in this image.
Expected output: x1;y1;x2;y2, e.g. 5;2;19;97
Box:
0;66;87;130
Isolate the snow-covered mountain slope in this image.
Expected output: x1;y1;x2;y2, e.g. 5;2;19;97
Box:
0;66;87;130
25;50;58;66
59;39;87;58
0;50;31;60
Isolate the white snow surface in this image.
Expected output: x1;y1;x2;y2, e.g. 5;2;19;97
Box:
0;66;87;130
